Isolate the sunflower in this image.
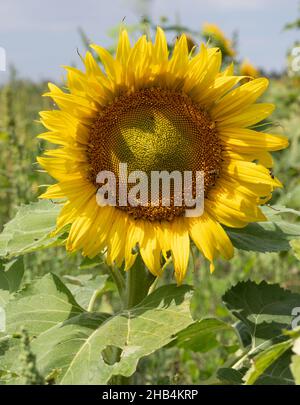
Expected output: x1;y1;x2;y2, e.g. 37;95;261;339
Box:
202;23;236;58
240;59;260;78
38;28;288;284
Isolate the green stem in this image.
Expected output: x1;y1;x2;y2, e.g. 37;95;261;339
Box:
125;254;156;309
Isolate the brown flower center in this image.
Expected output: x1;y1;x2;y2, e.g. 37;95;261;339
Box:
87;88;222;221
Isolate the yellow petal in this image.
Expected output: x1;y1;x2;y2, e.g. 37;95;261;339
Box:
169;34;189;75
66;196;99;251
83;205;116;257
188;48;221;97
106;210;127;267
217;103;275;128
211;78;269;120
153;26;168;64
220;127;289;152
188;212;234;273
44;83;97;120
116;29;131;64
39;178;95;200
168;218;190;285
84;51;105;78
195;75;243;106
90;44;121;83
139;222;162;277
223;159;281;187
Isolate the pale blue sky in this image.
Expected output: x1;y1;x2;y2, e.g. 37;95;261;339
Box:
0;0;299;82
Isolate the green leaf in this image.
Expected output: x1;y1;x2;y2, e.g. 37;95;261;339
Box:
225;205;300;253
2;274;195;384
243;340;293;385
226;221;300;253
0;258;24;293
0;258;24;308
234;321;252;348
5;273;83;336
223;281;300;352
171;318;235;353
223;282;300;385
244;329;300;385
253;350;295;385
0;200;64;259
35;285;194;384
0;273;85;381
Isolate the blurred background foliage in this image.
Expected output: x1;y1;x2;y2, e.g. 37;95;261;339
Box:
1;0;300;384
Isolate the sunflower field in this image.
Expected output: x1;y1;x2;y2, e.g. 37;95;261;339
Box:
1;5;300;388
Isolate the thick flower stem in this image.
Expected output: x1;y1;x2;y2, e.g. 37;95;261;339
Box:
125;254;156;310
109;255;155;385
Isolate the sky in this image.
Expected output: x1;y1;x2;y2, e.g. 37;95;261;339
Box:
0;0;299;82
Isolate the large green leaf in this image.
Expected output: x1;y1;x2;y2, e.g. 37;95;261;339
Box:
0;272;82;382
223;281;300;352
0;200;64;259
2;273;195;384
223;281;300;385
5;274;82;336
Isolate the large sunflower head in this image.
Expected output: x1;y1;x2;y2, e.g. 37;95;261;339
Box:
38;27;288;284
